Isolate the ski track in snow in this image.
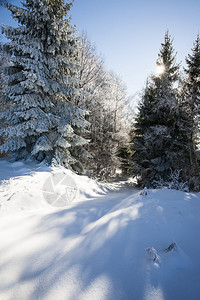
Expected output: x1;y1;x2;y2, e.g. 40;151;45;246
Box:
0;159;200;300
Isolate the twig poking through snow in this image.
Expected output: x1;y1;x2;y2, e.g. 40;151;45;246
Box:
140;187;148;196
165;241;176;252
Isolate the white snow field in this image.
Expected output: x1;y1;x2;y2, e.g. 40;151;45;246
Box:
0;159;200;300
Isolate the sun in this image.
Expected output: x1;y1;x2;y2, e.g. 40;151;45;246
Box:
156;64;165;75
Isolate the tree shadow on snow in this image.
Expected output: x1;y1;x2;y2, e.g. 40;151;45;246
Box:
1;189;200;299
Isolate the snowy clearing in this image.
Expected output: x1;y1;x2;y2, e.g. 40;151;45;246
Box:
0;159;200;300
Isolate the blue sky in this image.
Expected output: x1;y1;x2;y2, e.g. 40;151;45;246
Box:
0;0;200;96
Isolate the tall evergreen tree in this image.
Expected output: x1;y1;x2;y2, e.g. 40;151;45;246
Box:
0;0;89;172
0;49;4;110
131;32;198;188
157;31;180;83
0;49;4;148
0;46;8;153
184;34;200;127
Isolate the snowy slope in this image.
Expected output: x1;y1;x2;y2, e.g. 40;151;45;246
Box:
0;159;113;213
0;159;200;300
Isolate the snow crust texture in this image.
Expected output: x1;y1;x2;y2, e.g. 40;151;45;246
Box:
0;159;200;300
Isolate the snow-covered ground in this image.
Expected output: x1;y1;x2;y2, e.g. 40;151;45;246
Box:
0;159;200;300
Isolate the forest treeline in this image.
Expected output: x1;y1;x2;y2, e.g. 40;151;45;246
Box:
0;0;200;190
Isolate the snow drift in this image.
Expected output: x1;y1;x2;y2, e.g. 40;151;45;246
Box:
0;159;200;300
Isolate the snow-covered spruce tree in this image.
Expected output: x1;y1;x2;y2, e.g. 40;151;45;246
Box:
130;31;198;188
0;49;4;111
0;0;89;172
0;46;9;154
0;49;4;147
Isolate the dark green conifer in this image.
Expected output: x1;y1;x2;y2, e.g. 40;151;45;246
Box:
130;32;198;189
184;34;200;118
